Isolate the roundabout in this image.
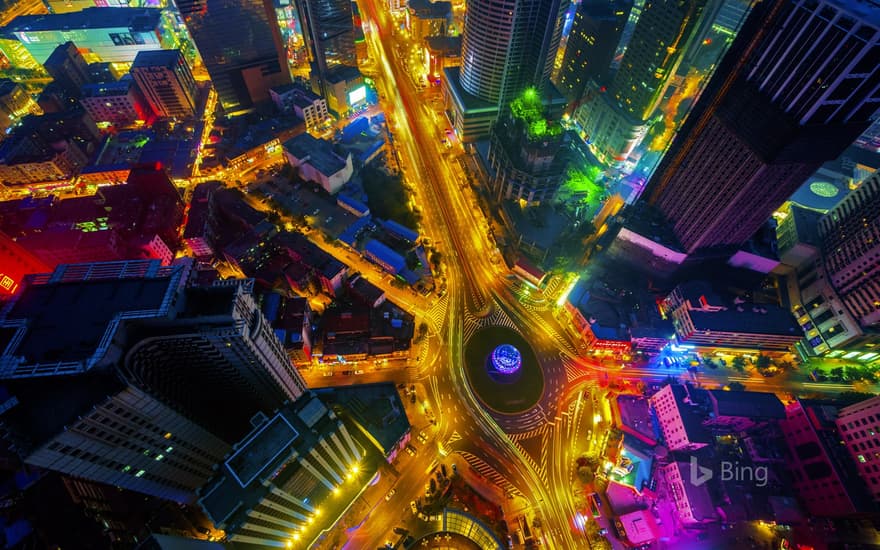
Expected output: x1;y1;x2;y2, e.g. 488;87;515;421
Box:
463;326;544;415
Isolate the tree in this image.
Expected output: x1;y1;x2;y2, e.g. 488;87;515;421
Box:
731;356;746;372
728;381;746;391
830;366;845;380
755;354;771;370
703;356;717;369
778;360;795;372
430;251;443;271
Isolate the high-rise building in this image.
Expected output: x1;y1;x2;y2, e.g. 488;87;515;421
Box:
0;79;41;133
781;399;876;516
556;0;631;105
644;0;880;255
487;88;572;204
43;42;93;99
131;49;198;119
177;0;291;113
444;0;569;141
0;260;309;501
574;0;707;163
295;0;357;77
1;9;169;65
836;395;880;502
818;171;880;328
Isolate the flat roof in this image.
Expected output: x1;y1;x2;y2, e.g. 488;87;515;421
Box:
708;389;785;419
132;49;182;69
225;413;299;488
3;7;163;33
315;382;410;456
2;274;175;367
443;67;499;114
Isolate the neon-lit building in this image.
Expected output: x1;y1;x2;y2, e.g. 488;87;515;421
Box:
0;232;50;297
79;79;151;126
178;0;290;112
781;399;876;517
130;49;198;119
1;8;170;65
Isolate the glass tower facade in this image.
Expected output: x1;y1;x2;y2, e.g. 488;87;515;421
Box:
177;0;291;113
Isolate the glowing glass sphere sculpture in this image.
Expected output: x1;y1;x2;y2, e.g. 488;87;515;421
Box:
490;344;522;375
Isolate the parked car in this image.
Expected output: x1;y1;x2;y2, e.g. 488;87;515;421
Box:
385;488;396;501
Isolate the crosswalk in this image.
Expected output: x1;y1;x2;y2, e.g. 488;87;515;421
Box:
510;438;547;481
457;451;523;498
562;356;585;383
508;424;553;442
426;293;450;334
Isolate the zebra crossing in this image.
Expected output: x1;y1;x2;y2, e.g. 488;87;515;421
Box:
445;430;462;447
562;356;585;383
511;439;547;481
508;423;553;442
457;451;523;497
426;294;450;334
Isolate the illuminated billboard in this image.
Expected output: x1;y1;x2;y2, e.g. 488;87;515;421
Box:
348;85;366;105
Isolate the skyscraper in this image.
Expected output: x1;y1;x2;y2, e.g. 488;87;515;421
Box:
818;171;880;328
444;0;569;141
177;0;291;113
295;0;357;78
556;0;632;105
43;42;92;99
574;0;707;163
0;260;308;501
131;49;198;119
645;0;880;255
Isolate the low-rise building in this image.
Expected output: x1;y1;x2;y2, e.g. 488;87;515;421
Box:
269;83;329;129
662;461;718;525
283;133;353;194
364;239;406;275
79;79;149;126
650;384;711;452
662;281;802;350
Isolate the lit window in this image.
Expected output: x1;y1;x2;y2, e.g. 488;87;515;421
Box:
859;455;867;463
135;470;146;477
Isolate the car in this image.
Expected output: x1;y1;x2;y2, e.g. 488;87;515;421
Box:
410;500;418;513
322;371;334;377
312;208;320;215
598;528;608;536
385;488;396;501
418;431;428;443
405;445;417;456
354;369;364;375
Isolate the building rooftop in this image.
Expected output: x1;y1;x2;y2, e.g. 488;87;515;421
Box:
3;7;163;33
198;393;345;529
80;80;135;99
315;382;410;457
131;49;183;69
707;389;785;419
348;274;385;306
408;0;452;18
443;67;499;113
225;413;299;489
425;35;462;56
382;219;418;243
364;239;406;273
676;281;801;337
283;133;347;177
0;264;179;371
618;510;659;545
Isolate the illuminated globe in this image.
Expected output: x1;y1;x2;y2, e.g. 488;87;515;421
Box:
490;344;522;375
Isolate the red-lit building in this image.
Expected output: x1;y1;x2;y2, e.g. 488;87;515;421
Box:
780;399;875;517
0;232;50;296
